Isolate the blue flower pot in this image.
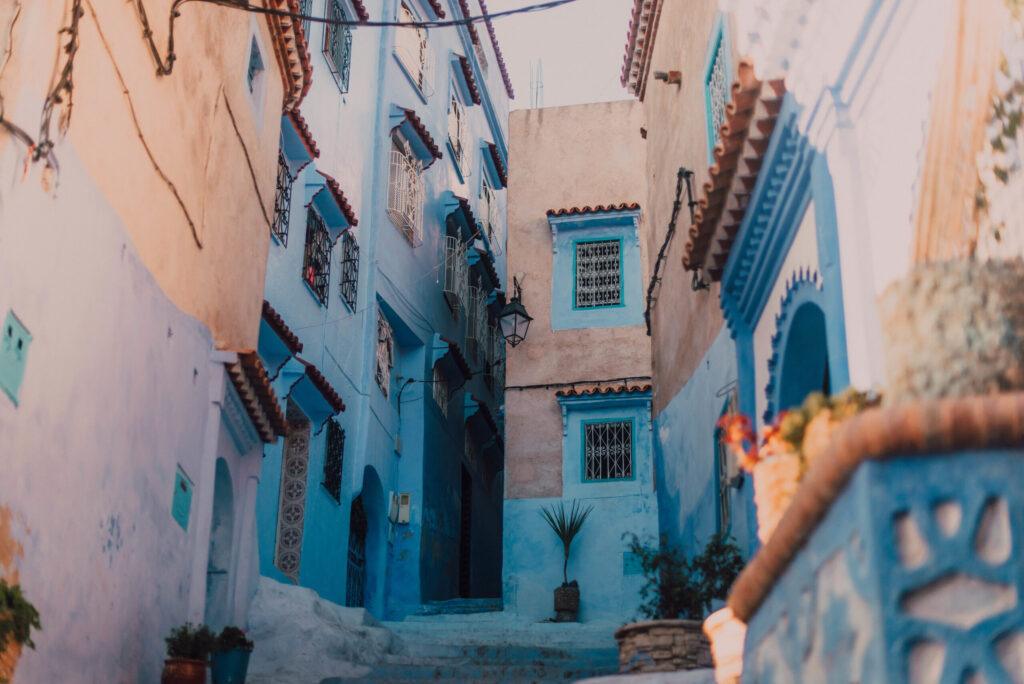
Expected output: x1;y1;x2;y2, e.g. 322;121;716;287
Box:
211;649;251;684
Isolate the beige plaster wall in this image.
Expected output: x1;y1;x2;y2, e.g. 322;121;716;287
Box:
505;101;651;499
0;0;283;350
640;1;738;415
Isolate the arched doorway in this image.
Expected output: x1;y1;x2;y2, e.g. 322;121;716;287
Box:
345;495;367;608
778;301;830;412
205;458;235;629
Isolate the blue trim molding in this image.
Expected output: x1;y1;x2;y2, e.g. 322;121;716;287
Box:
547;209;643;331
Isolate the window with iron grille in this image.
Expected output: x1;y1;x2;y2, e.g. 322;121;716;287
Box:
473;40;488;75
299;0;313;39
574;239;622;308
480;175;500;252
448;91;467;171
323;420;345;502
375;311;394;397
715;427;731;532
303;209;332;305
324;0;353;92
396;3;428;90
442;234;468;317
465;285;484;362
388;137;424;245
432;364;449;417
272;151;293;245
247;37;264;93
584;420;633;481
339;233;359;309
704;28;729;154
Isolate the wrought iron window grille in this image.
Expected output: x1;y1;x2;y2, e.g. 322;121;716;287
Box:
387;139;424;245
432;364;449;417
299;0;313;40
706;38;729;150
575;240;622;308
716;428;732;531
375;311;394;397
466;285;484;362
480;175;500;253
302;208;332;306
448;92;468;171
473;40;488;75
272;151;293;245
323;420;345;502
584;420;633;481
442;234;468;317
396;2;430;91
339;232;359;310
324;0;353;93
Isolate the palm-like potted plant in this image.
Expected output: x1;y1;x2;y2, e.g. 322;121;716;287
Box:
211;626;254;684
540;500;593;622
161;623;215;684
0;579;41;682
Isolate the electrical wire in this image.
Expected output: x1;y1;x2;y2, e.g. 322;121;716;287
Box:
644;167;696;336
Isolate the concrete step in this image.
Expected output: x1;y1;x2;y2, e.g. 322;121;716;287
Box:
320;658;619;683
413;597;504;616
390;642;618;664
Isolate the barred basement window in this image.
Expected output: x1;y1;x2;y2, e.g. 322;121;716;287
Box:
432;364;449;417
387;137;424;245
272;151;293;245
584;420;633;481
339;233;359;309
375;311;394;397
324;0;353;92
302;209;332;305
705;35;729;150
575;240;621;308
323;420;345;502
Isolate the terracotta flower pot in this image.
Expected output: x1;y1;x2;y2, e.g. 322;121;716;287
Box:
553;584;580;622
614;619;712;673
752;451;801;544
703;607;747;684
161;658;208;684
880;258;1024;405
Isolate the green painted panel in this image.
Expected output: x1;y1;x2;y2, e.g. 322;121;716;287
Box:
172;466;194;531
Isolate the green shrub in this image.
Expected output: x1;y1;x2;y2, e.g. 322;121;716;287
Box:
165;623;216;661
215;626;254;653
0;580;41;651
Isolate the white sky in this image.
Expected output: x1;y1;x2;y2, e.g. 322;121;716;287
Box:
486;0;635;109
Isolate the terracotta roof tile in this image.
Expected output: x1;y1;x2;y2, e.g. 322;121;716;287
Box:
473;245;500;289
447;194;480;234
546;202;641;218
458;55;482;105
351;0;370;22
227;351;288;442
296;357;346;412
556;383;652;398
286;110;320;159
476;0;515;99
262;300;303;354
729;392;1024;624
400;108;444;161
457;0;482;46
425;0;446;19
487;143;508;187
265;0;313;112
440;336;473;381
315;170;359;227
682;61;786;278
620;0;664;100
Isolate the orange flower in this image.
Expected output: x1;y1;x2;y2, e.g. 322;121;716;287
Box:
718;414;758;472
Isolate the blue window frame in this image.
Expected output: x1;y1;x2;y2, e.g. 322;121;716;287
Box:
581;417;635;482
572;237;625;310
702;15;731;161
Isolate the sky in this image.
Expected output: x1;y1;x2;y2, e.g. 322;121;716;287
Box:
485;0;635;110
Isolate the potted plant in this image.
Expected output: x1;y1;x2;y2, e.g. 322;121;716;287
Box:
162;623;215;684
211;626;254;684
615;534;743;673
0;579;41;683
718;388;877;543
540;500;593;622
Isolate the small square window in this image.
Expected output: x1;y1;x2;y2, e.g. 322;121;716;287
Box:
247;37;265;93
574;240;622;308
584;420;632;481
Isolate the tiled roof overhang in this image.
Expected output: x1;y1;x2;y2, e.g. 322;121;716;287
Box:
227;352;289;442
425;0;446;19
457;55;483;105
262;300;303;354
351;0;370;22
296;358;346;412
315;170;359;227
477;0;516;99
442;193;480;241
556;383;653;398
486;143;508;188
620;0;664;99
392;107;444;164
547;202;641;218
440;336;473;381
682;61;786;280
457;0;482;45
285;111;320;159
266;0;313;112
469;245;501;292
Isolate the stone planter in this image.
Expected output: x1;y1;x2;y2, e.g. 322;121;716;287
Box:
553;584;579;622
614;619;712;673
879;258;1024;406
703;607;746;684
160;658;208;684
752;452;801;544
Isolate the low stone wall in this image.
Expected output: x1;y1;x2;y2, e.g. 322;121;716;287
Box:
615;620;712;673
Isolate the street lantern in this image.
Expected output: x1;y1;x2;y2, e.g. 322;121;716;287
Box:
499;277;532;347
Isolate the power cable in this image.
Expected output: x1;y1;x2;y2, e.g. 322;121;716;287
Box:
644;166;697;336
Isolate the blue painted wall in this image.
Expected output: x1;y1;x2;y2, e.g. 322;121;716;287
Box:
254;0;510;620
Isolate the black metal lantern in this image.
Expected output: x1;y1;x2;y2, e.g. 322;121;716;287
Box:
499;277;532;347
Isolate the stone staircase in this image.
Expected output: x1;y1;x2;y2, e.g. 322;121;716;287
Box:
322;600;622;683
